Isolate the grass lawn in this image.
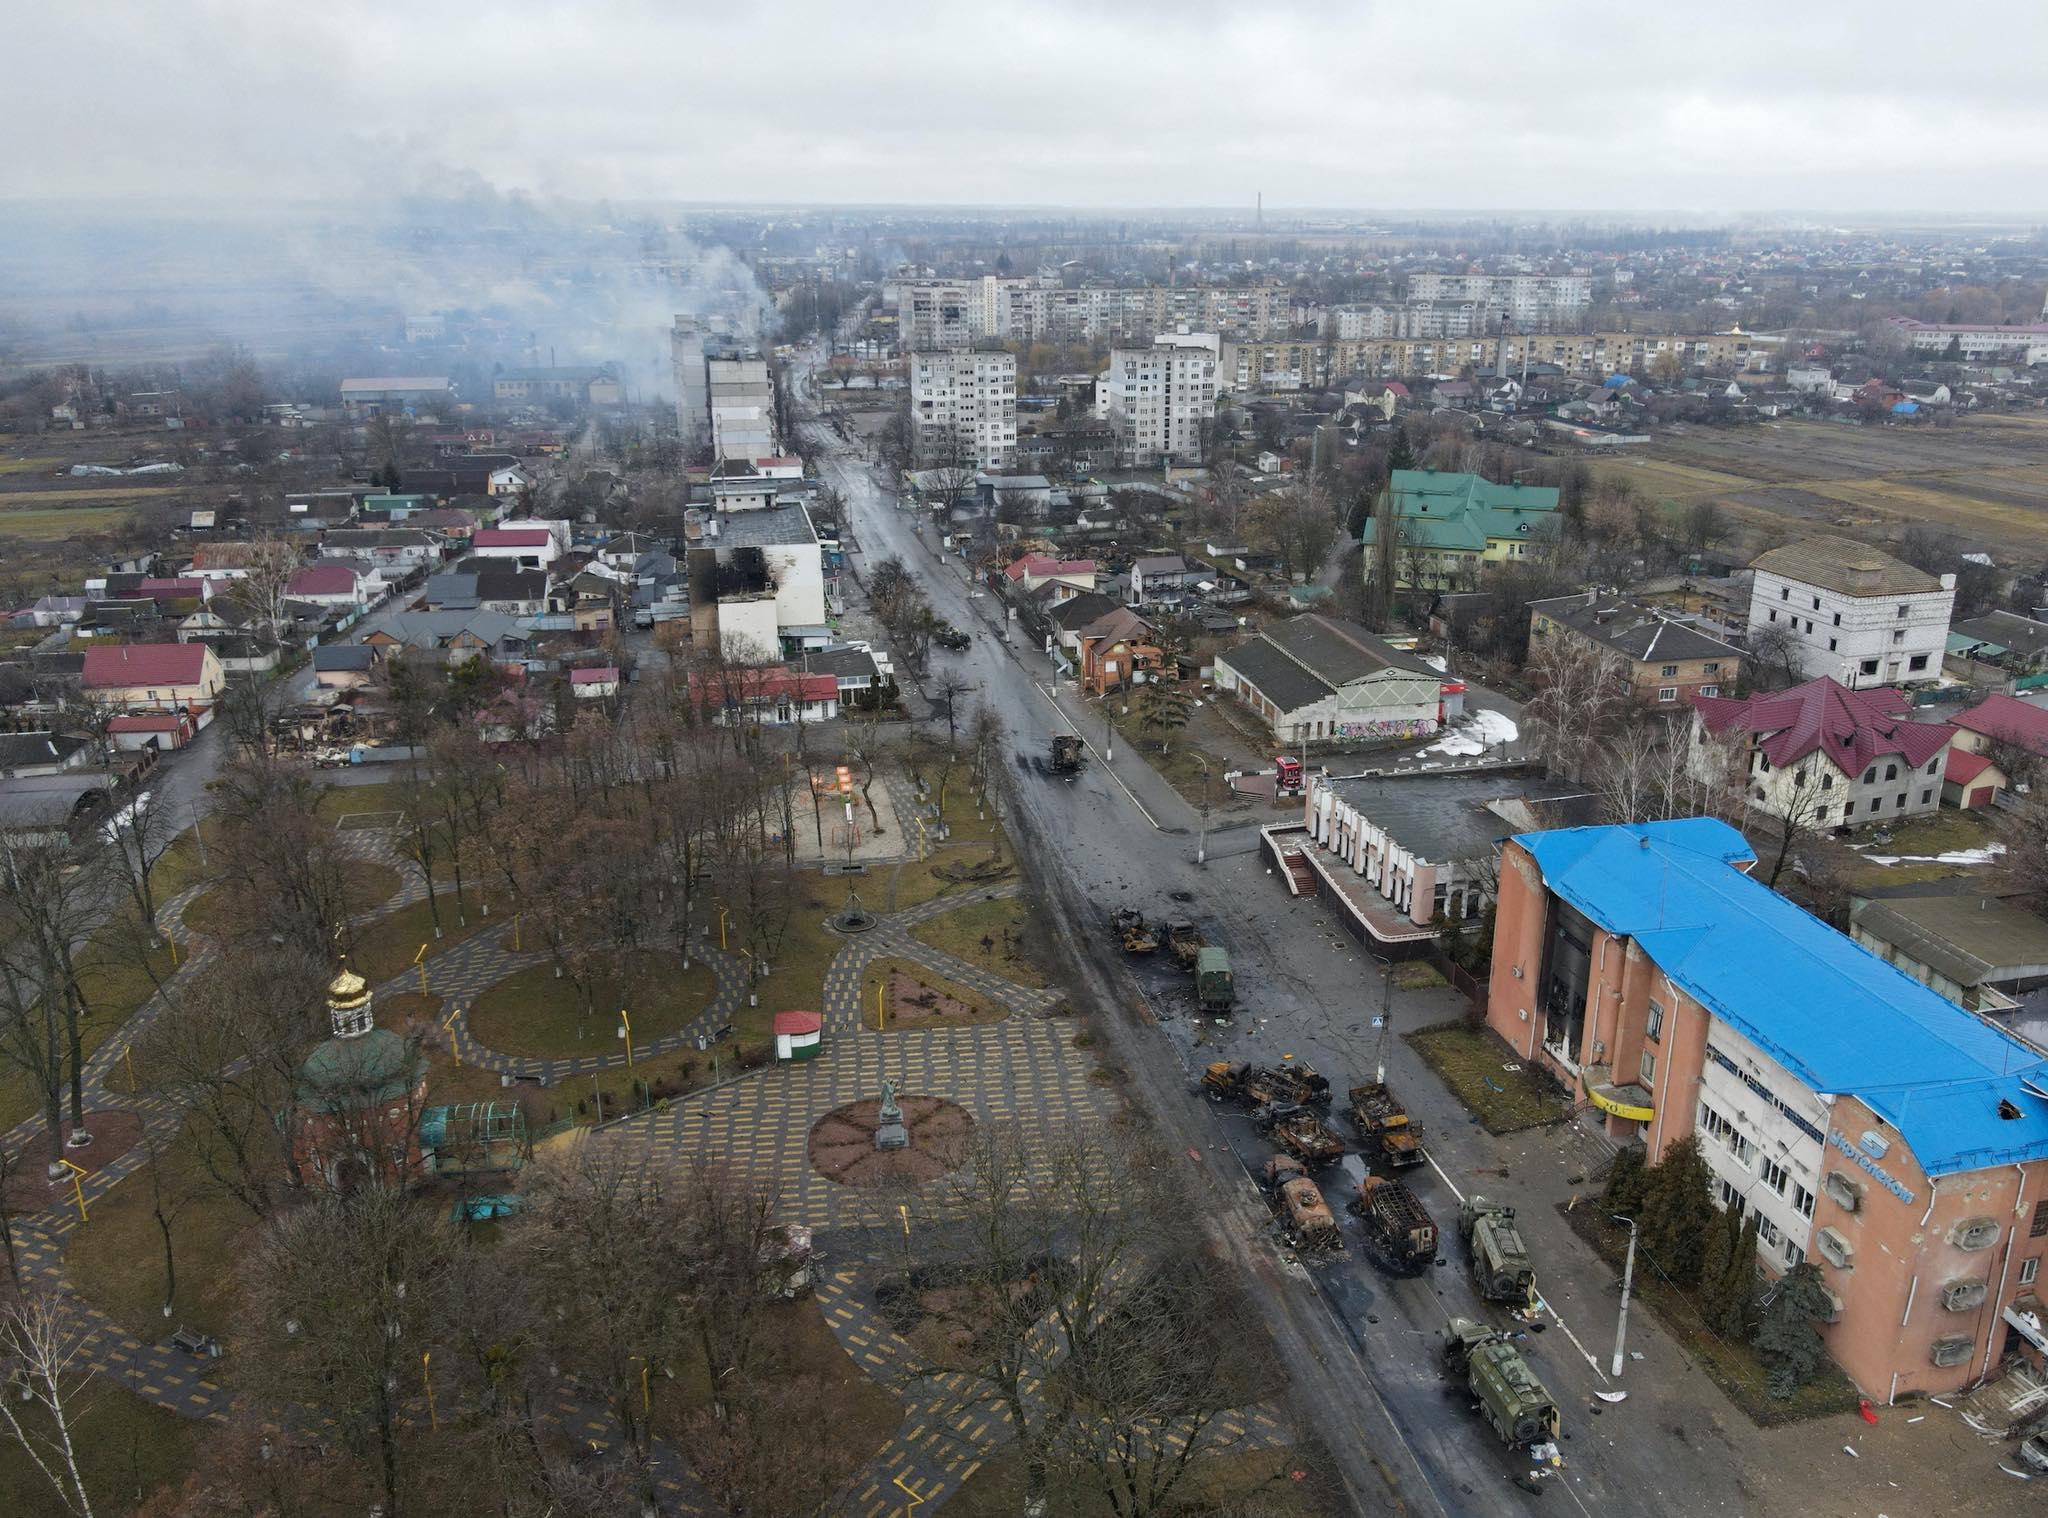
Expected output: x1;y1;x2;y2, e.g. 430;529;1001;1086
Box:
1101;697;1231;809
66;1119;260;1341
0;922;178;1129
1563;1205;1860;1425
314;780;406;820
861;956;1008;1029
1392;961;1447;990
183;858;403;942
0;1386;206;1518
909;894;1045;988
948;1444;1331;1518
464;955;719;1059
353;888;508;985
1406;1021;1568;1134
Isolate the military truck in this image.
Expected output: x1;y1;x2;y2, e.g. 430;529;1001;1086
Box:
1348;1082;1423;1169
1441;1316;1561;1450
1459;1195;1537;1305
1195;946;1235;1016
1256;1104;1346;1167
1264;1156;1341;1250
1049;734;1085;775
1202;1062;1330;1108
1165;920;1207;970
1352;1173;1438;1276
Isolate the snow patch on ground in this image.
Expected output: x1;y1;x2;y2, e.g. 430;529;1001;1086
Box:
1422;653;1448;672
1420;708;1519;758
1858;844;2005;867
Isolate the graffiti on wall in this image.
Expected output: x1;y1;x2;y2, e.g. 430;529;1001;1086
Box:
1334;718;1432;742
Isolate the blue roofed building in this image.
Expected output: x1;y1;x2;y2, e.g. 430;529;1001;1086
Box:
1488;817;2048;1397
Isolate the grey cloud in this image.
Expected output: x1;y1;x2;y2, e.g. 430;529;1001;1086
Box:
4;2;2046;211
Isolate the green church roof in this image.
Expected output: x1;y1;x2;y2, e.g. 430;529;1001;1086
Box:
298;1029;424;1106
1360;470;1561;553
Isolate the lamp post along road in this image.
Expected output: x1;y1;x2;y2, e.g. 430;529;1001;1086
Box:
1612;1214;1638;1377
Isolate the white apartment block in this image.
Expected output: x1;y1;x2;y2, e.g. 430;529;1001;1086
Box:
1886;316;2048;365
911;350;1017;468
897;278;1292;349
670;316;712;450
707;355;776;462
1746;536;1955;688
1096;337;1218;466
1407;273;1592;325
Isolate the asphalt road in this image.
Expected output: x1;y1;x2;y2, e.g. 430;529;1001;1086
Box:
796;346;1759;1518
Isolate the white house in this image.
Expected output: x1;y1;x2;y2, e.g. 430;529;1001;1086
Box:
1746;536;1954;688
487;465;536;497
1690;677;1956;829
285;563;369;609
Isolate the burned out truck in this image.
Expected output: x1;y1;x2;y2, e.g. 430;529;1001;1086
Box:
1255;1104;1346;1167
1201;1062;1330;1109
1049;734;1086;775
1110;907;1159;955
1352;1173;1438;1276
1441;1316;1561;1450
1348;1081;1422;1169
1459;1195;1537;1305
1264;1155;1342;1251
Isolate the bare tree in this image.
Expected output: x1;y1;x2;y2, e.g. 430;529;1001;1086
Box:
0;828;111;1168
243;1185;451;1518
0;1291;100;1518
1744;621;1805;692
1524;637;1627;783
872;1123;1267;1518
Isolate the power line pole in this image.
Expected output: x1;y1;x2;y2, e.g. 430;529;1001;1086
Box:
1611;1214;1638;1377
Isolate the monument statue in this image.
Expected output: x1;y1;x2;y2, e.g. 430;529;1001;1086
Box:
874;1076;909;1151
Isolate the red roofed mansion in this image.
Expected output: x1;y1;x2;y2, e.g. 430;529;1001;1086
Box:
81;642;225;713
1689;677;1955;828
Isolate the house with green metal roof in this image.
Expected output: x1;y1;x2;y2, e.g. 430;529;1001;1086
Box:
1361;469;1560;591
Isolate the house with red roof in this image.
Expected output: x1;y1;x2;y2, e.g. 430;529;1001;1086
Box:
688;666;839;726
568;665;620;699
1950;692;2048;766
470;523;564;570
1002;554;1097;603
1690;676;1955;829
81;643;225;713
285;563;368;609
1941;748;2010;811
108;711;197;753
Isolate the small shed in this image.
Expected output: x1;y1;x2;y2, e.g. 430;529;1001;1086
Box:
773;1010;822;1062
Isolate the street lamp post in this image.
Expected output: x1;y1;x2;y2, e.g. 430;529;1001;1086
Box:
1365;950;1396;1084
1611;1214;1638;1377
1193;754;1211;867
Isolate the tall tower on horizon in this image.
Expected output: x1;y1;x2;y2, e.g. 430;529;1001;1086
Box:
1256;191;1263;234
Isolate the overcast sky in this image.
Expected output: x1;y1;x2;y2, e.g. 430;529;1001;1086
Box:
9;2;2048;214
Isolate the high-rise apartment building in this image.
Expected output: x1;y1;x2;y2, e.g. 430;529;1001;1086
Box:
896;278;1293;349
707;354;776;462
1096;336;1219;466
1406;273;1592;325
910;350;1017;468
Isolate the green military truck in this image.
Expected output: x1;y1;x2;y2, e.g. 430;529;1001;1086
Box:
1441;1316;1561;1450
1459;1195;1537;1306
1195;946;1235;1016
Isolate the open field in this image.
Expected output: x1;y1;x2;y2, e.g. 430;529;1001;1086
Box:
1595;415;2048;559
0;505;136;539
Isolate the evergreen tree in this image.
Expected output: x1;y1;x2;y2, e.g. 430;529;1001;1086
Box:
1135;677;1191;753
1717;1213;1763;1339
1754;1262;1835;1399
1697;1209;1736;1314
1638;1136;1719;1288
1386;427;1416;474
1600;1144;1649;1217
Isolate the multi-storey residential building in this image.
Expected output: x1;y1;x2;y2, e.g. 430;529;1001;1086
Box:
1489;818;2048;1399
1690;676;1955;828
897;278;1294;348
1886;316;2048;365
706;354;776;462
1527;591;1744;708
670;316;714;450
1747;535;1955;688
1095;336;1218;466
1220;330;1778;392
1407;272;1591;324
910;350;1017;468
